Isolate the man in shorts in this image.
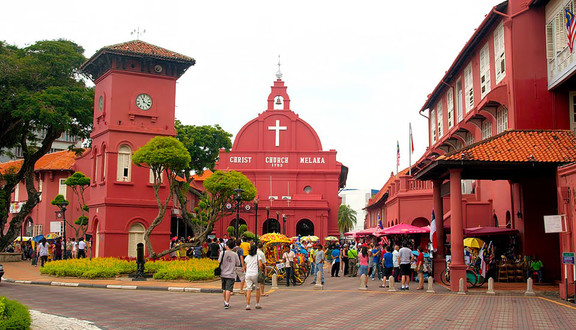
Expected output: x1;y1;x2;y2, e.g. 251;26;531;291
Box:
220;239;240;309
398;242;413;290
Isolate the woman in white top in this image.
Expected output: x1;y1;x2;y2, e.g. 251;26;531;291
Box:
243;244;263;310
37;238;50;267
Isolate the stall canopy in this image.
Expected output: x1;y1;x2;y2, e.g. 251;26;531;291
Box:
378;223;430;235
354;227;380;237
464;226;519;236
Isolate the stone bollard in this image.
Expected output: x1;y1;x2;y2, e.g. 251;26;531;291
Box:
271;274;278;290
426;276;435;293
525;277;535;296
487;277;495;295
388;276;396;292
457;278;466;295
359;274;368;290
314;271;323;290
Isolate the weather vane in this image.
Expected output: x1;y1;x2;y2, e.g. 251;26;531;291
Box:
131;27;146;40
276;55;283;79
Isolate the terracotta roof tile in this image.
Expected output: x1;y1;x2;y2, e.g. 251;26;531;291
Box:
441;130;576;163
0;150;76;174
103;40;194;62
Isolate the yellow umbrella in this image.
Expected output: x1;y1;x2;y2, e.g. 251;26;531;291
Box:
463;237;485;249
260;233;289;242
324;236;339;241
304;235;319;242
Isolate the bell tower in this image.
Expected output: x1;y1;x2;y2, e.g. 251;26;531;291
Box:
79;41;195;257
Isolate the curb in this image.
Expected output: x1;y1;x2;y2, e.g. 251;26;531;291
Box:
2;278;224;293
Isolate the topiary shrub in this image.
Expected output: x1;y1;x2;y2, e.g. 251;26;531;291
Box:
0;296;31;329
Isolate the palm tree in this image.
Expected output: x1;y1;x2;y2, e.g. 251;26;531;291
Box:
338;204;357;236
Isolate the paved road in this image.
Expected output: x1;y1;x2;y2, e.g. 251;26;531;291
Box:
2;276;576;329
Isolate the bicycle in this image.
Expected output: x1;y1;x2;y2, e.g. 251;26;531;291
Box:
440;262;485;288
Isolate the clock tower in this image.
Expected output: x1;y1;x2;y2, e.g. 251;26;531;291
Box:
79;40;195;257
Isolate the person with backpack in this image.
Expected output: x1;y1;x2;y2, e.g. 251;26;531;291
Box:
220;239;240;309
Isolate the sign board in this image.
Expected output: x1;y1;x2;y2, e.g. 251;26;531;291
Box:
544;215;566;233
50;221;62;234
562;252;575;265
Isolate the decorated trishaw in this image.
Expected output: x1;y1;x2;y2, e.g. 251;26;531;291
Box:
260;233;309;285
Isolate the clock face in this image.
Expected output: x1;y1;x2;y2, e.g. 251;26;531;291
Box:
154;65;163;73
98;96;104;112
135;93;152;110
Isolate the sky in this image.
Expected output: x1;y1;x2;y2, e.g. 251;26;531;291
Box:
2;0;499;191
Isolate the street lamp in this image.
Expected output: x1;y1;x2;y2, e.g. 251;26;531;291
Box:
282;214;287;235
253;199;259;237
54;201;69;259
234;186;244;238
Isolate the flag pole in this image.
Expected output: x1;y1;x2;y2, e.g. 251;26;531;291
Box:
396;140;399;179
409;123;412;176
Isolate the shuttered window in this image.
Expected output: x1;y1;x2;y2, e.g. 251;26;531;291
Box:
430;108;436;143
465;132;474;146
480;43;491;99
481;120;492;139
447;88;454;128
496;105;508;133
494;22;506;84
437;101;443;137
464;64;474;112
117;145;132;182
456;80;463;122
59;178;67;199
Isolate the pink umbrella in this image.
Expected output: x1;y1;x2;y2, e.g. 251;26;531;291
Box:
378;223;430;235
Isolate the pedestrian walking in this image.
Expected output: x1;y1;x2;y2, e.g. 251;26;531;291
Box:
392;245;401;282
243;244;263;310
341;244;350;276
380;246;394;288
347;246;358;277
331;245;341;277
220;239;240;309
416;246;425;290
256;242;268;296
77;237;86;258
358;245;369;288
53;237;62;261
37;238;49;267
311;244;325;285
399;241;414;290
371;245;382;281
282;246;296;286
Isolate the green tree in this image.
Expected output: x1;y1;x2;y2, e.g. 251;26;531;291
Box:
338;204;357;236
172;120;233;248
132;136;191;258
0;40;93;252
64;172;90;240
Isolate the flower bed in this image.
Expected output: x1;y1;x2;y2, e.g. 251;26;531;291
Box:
39;257;219;281
0;297;31;329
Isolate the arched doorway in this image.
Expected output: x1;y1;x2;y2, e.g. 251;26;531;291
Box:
411;217;430;227
128;223;146;258
262;218;281;234
296;219;314;236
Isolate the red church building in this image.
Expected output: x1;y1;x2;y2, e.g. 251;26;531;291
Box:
214;71;348;239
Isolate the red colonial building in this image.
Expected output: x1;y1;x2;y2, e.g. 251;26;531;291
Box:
367;0;576;295
214;72;348;239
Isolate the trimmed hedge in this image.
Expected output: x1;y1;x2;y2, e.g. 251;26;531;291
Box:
39;257;219;281
0;297;31;329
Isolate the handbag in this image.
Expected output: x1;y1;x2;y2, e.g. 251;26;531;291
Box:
214;251;224;276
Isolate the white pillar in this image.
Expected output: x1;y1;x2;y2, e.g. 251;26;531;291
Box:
525;277;535;296
487;277;495;295
426;276;435;293
271;274;278;290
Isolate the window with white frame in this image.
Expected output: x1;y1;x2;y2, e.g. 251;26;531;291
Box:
14;183;19;202
456;80;463;122
481;120;492;139
33;224;43;237
38;174;43;201
59;178;67;199
494;22;506;84
437;101;443;137
465;132;474;146
569;92;576;133
149;168;164;184
496;105;508;133
117;145;132;182
480;43;491;98
430;108;436;143
464;64;474;112
447;88;454;128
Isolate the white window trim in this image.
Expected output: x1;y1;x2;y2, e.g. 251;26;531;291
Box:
494;22;506;84
465;132;474;146
430;108;437;143
497;105;508;133
117;145;132;182
480;43;491;99
464;63;474;112
59;178;67;199
456;79;463;122
437;101;444;137
14;183;19;202
447;88;454;128
481;120;492;139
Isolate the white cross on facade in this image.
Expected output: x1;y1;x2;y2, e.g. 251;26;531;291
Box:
268;120;287;147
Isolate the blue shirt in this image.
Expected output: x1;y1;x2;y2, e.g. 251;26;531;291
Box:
383;252;393;268
331;249;340;262
372;248;381;263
